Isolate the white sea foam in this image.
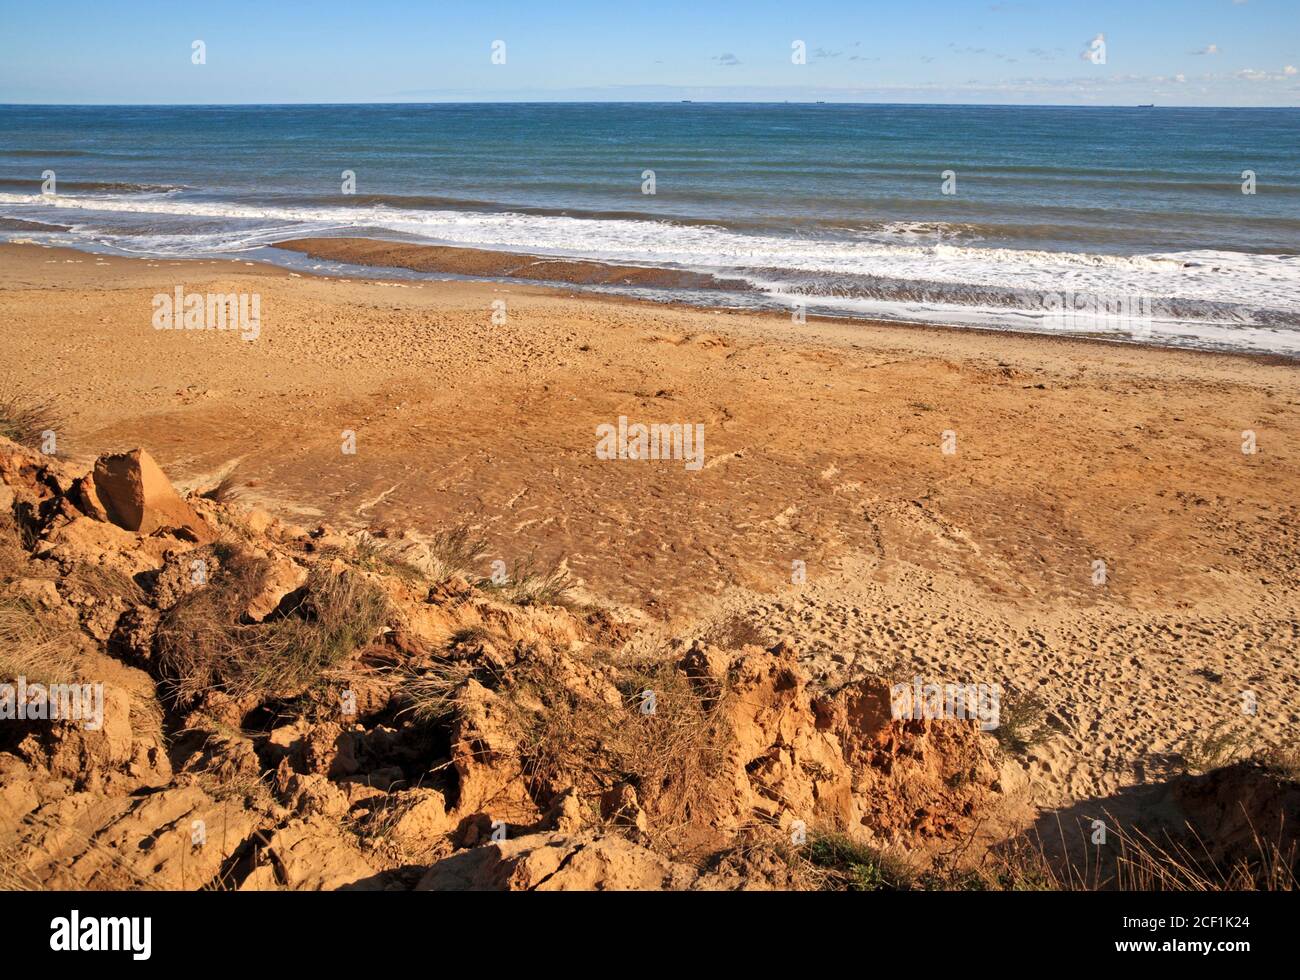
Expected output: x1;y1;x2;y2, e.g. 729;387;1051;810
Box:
3;191;1299;350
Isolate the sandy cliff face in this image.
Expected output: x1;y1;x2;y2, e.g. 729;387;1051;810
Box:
0;434;1294;891
0;434;1034;890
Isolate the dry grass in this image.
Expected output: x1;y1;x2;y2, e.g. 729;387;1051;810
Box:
345;793;432;869
981;802;1297;892
449;624;494;647
0;592;164;725
1105;822;1296;891
0;842;45;891
993;687;1053;755
694;826;820;890
61;561;144;605
1258;746;1300;781
156;549;392;702
382;525;490;584
480;556;577;608
0;390;62;452
1182;721;1250;774
400;659;480;724
0;817;163;891
1059;817;1296;892
517;649;732;855
960;832;1061;891
194;766;273;808
315;531;418;584
0;513;31;583
712;826;918;892
699;613;771;650
399;642;732;857
203;468;244;504
0;595;81;685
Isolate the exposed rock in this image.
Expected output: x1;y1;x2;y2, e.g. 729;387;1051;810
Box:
35;515;169;577
681;640;729;684
6;648;171;794
447;679;538;826
600;782;648;833
177;727;262;785
239;818;381;891
151;546;219;611
244;555;307;621
718;647;854;831
386;787;456;854
275;771;350;820
70;475;109;522
108;604;160;665
243;508;276;536
417;832;701;891
294;721;358;778
8;576;62;610
8;785;259;889
0;435;76;529
0;432;1156;892
91;448;213;540
818;678;1001;844
0;758;69;837
542;787;588;835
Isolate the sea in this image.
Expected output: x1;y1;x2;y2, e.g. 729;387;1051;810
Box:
2;103;1298;353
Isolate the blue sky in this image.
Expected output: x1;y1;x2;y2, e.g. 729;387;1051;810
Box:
1;0;1296;105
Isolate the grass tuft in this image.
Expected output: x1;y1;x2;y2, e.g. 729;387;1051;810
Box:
321;531;427;583
699;613;770;650
203;468;244;504
993;688;1053;754
155;549;392;702
800;831;914;891
389;525;490;583
480;556;577;608
0;596;82;685
62;562;144;605
0;391;63;452
398;642;731;856
1181;722;1250;774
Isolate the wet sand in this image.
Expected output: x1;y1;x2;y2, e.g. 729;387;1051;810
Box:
274;236;750;290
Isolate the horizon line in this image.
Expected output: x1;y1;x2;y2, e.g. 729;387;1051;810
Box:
3;100;1298;110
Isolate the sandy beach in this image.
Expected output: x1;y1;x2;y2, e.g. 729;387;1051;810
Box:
3;239;1297;813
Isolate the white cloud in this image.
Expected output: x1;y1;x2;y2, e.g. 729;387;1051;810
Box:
1192;44;1220;56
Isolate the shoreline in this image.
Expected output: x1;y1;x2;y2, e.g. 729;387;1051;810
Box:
8;235;1298;366
273;236;753;292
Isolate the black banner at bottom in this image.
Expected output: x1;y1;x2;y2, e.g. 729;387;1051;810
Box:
0;889;1276;966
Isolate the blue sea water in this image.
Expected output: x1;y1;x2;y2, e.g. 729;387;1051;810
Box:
2;103;1298;352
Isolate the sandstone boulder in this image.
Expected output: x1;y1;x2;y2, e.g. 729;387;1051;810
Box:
91;448;213;540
